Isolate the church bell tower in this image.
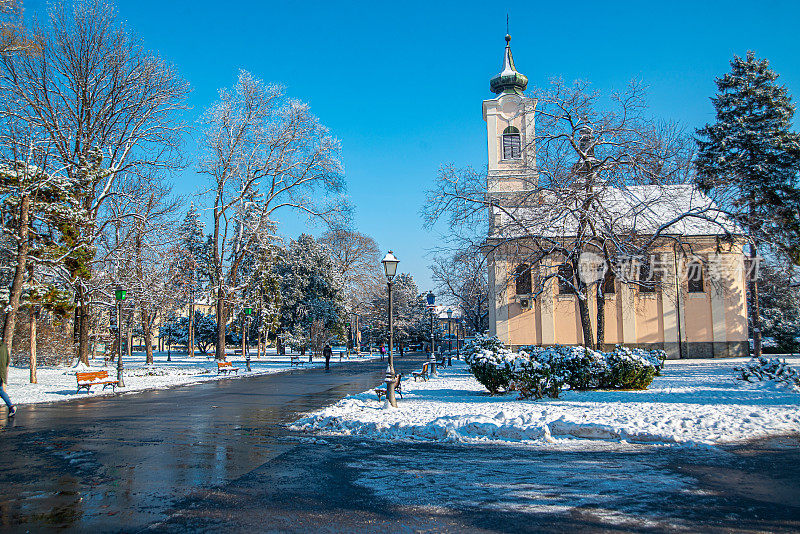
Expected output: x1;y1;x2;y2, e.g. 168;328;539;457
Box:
483;33;536;195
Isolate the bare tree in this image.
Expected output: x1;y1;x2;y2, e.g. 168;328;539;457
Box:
319;227;382;309
0;0;189;363
199;70;347;360
430;252;488;335
99;171;183;364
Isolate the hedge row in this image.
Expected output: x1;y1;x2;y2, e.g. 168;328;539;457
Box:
463;335;666;399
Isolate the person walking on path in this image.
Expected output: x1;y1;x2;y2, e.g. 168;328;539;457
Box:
379;343;385;361
323;344;332;371
0;342;16;417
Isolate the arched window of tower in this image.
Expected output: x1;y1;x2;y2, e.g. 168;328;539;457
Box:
502;126;521;160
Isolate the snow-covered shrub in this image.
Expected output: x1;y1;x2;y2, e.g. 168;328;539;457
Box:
511;356;566;399
604;346;662;390
734;356;800;389
464;335;524;394
516;344;664;394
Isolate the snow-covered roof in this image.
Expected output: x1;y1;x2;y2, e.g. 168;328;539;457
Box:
492;184;740;239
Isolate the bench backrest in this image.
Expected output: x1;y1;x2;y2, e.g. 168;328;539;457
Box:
217;361;233;368
77;370;109;382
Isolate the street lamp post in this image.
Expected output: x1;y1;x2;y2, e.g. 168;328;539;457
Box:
381;251;399;407
426;292;437;377
446;308;453;366
114;287;127;388
244;306;253;372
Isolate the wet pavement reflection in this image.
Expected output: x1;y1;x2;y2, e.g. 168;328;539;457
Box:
0;354;420;531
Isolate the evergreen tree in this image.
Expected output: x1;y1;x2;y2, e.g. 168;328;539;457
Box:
695;51;800;357
277;234;344;354
176;203;206;355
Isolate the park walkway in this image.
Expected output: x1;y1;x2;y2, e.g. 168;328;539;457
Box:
0;353;426;531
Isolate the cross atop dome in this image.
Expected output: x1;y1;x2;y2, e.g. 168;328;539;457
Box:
489;33;528;96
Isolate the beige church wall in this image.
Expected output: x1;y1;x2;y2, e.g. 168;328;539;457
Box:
602;297;623;344
684;293;713;343
634;294;664;343
553;296;580;345
507;304;538;346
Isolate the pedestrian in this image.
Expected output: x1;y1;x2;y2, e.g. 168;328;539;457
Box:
379;343;385;360
0;342;16;417
323;343;332;370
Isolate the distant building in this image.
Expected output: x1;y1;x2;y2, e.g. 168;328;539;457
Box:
483;35;748;359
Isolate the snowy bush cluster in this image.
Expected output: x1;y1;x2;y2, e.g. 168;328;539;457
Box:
463;335;665;399
734;356;800;389
463;335;525;395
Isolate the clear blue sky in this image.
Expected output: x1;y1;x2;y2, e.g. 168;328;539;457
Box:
26;0;800;291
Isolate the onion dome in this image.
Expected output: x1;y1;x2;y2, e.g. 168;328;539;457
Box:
489;34;528;96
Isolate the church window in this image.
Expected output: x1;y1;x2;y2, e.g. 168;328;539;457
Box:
687;262;704;293
558;262;575;294
638;256;661;293
515;264;532;295
602;268;616;294
502;126;522;160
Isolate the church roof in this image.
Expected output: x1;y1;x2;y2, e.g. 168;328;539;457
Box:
489;34;528;96
491;184;741;239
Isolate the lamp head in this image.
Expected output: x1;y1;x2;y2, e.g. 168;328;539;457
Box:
381;250;399;281
446;308;453;318
114;287;127;302
244;307;253;315
426;291;435;306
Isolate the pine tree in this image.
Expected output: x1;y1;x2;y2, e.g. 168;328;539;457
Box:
695;51;800;358
176;203;206;355
277;234;344;355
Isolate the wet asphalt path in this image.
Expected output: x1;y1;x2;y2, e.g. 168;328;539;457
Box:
0;353;426;532
1;352;799;533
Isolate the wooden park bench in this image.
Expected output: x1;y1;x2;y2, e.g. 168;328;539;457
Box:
436;356;447;369
375;374;404;401
76;370;119;393
217;361;240;375
412;362;430;381
290;355;305;367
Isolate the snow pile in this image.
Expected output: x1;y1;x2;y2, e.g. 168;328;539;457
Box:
3;349;381;406
291;357;800;446
734;356;800;390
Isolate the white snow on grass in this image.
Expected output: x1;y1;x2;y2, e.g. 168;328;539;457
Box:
4;349;381;405
291;357;800;447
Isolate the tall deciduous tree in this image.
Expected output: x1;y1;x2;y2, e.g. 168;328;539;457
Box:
318;227;382;309
695;51;800;358
199;71;347;360
0;0;189;363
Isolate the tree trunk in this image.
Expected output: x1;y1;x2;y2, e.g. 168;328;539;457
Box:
2;193;31;354
749;244;762;358
573;258;595;349
187;302;194;356
29;309;37;384
596;285;605;349
127;328;133;360
215;296;226;361
143;311;154;365
75;283;91;365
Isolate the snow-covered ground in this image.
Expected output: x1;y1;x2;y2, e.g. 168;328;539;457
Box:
291;357;800;447
4;349;381;406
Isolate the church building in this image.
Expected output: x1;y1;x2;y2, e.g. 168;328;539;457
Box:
483;35;749;359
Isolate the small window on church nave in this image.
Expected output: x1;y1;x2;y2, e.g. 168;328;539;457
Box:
515;264;532;295
503;126;522;160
